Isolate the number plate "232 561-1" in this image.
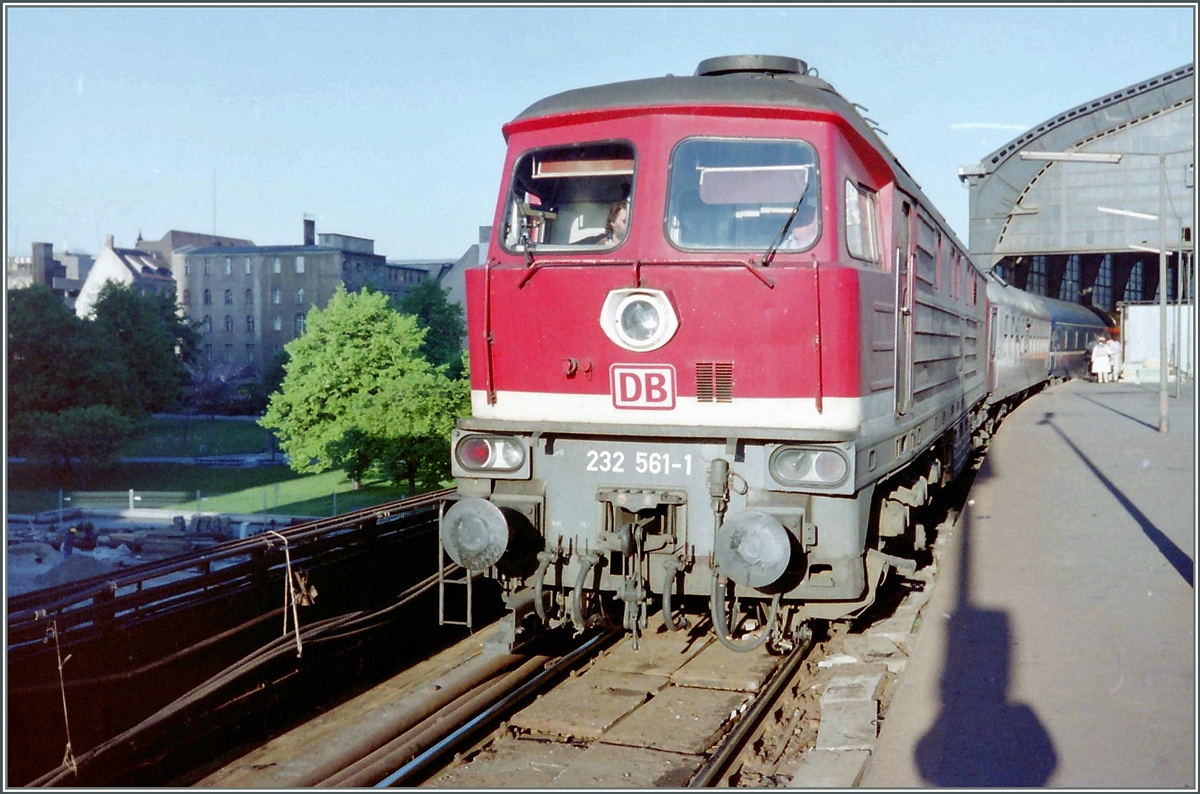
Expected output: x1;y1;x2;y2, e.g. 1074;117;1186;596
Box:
584;450;694;475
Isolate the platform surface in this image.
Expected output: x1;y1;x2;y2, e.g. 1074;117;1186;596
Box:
862;379;1195;788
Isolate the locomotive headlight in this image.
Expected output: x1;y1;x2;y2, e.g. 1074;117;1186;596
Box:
455;435;526;473
769;446;849;487
600;289;679;352
619;297;661;343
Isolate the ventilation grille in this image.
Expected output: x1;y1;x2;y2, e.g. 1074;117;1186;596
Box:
696;362;734;403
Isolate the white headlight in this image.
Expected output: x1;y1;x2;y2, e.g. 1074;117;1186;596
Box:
600;289;679;352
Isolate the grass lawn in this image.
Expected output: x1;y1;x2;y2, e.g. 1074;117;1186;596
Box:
121;416;278;458
6;462;428;517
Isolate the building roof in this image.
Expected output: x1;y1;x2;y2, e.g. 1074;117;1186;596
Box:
113;248;174;280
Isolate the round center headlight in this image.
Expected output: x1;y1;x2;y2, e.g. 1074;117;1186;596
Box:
600;289;679;352
619;298;661;343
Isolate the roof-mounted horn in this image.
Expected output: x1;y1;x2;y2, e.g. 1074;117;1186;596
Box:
695;55;808;77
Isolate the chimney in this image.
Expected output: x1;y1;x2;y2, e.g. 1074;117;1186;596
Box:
303;217;315;246
106;234;115;250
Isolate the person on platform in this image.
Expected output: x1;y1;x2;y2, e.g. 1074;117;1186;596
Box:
1091;334;1113;383
1105;335;1123;382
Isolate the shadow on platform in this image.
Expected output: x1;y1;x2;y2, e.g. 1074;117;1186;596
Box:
915;451;1058;786
1038;411;1192;588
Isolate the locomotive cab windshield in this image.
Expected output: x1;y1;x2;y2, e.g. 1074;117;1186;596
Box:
667;137;820;252
503;141;634;251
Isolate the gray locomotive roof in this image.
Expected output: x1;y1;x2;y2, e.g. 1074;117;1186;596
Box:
509;64;963;245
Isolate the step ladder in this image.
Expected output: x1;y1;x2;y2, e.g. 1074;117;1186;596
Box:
437;499;474;629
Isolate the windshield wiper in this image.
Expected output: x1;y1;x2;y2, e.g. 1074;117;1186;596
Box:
761;187;809;268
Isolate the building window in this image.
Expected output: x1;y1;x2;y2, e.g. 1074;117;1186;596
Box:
224;257;232;275
244;257;252;274
246;315;255;333
224;315;234;332
203;261;211;276
1094;254;1113;311
203;289;212;305
1060;254;1081;303
273;315;282;331
245;288;253;305
184;263;191;276
295;256;305;273
203;315;213;334
272;287;281;304
295;287;305;304
294;313;306;335
246;344;255;363
1125;260;1145;302
223;343;234;363
224;288;234;305
204;343;213;361
182;289;191;304
1028;255;1047;297
273;257;281;274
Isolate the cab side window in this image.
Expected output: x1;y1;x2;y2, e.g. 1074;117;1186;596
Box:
845;179;880;264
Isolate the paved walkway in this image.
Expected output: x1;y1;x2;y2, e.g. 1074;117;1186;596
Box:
862;379;1195;787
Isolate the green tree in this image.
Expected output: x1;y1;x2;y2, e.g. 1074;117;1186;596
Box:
89;282;200;415
260;286;468;493
396;278;466;379
8;406;137;475
6;285;136;416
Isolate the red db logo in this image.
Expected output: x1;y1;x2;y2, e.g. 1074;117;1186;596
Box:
611;364;676;410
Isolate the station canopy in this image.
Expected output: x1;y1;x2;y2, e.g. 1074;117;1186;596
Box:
958;64;1194;314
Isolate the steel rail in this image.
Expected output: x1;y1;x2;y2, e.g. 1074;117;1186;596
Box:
26;567;452;788
374;629;618;788
688;629;816;787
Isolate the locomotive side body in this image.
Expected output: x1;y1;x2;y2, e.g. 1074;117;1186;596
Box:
444;57;995;644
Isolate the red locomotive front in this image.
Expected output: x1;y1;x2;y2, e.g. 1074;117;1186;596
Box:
442;56;982;650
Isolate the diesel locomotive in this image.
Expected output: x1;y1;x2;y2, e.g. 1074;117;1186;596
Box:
437;55;1107;650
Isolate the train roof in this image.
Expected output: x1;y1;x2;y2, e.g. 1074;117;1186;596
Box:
987;271;1109;328
508;55;965;253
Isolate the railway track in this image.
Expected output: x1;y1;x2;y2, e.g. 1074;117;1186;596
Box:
195;608;837;788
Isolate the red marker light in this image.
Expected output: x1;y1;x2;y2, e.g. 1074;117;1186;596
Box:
459;437;491;469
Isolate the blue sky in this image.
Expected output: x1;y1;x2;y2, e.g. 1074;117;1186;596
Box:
5;5;1195;261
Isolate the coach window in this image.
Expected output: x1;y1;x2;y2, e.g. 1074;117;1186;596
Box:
666;137;819;252
844;179;879;264
502;141;635;251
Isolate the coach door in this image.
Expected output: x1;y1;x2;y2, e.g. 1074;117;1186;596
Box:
894;200;915;416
